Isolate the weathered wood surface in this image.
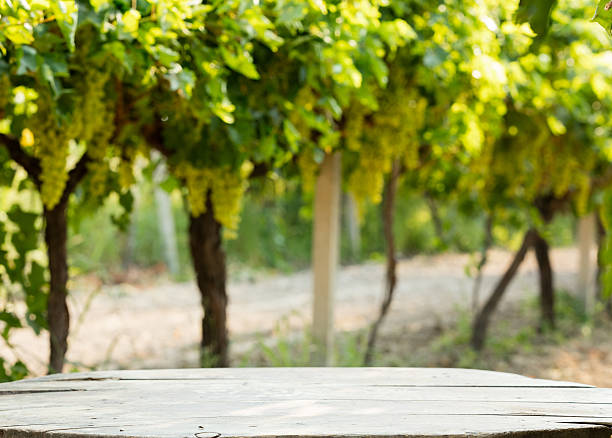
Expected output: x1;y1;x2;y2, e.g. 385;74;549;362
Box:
0;368;611;438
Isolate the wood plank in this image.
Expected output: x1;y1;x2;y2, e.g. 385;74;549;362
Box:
0;368;610;438
3;384;611;405
0;414;609;438
1;395;611;418
5;367;592;387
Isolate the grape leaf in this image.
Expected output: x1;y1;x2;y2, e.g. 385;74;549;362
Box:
593;0;612;35
515;0;556;36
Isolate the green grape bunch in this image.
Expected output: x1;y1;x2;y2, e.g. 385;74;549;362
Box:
29;90;70;210
173;163;249;233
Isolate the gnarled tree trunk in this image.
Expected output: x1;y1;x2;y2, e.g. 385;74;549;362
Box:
471;229;536;351
1;135;91;375
533;231;554;330
189;194;229;367
364;160;400;365
44;200;70;374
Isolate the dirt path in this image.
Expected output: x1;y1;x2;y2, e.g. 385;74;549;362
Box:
3;247;588;377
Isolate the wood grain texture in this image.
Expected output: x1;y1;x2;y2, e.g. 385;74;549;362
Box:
0;368;610;438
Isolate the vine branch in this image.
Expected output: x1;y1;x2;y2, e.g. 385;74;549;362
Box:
0;133;41;186
0;16;56;29
59;153;91;205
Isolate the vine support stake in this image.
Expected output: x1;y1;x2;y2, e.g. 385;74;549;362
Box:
311;152;341;366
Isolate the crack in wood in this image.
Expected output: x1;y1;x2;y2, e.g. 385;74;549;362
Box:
0;425;54;429
360;413;612;418
40;424;139;433
55;378;119;382
120;377;242;380
559;421;612;428
369;385;593;389
244;398;612;405
0;390;85;396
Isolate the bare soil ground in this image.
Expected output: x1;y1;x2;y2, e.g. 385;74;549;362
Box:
4;247;611;387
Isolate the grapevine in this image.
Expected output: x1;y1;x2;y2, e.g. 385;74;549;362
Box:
346;74;426;206
78;69;114;198
30;89;69;210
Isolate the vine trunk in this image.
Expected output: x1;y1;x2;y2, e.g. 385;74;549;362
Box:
533;232;555;330
470;229;537;351
364;160;400;365
188;194;229;367
44;200;70;374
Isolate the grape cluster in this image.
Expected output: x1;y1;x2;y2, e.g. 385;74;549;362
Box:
28;55;119;208
174;163;248;233
118;152;136;190
344;103;367;152
30;90;70;209
210;169;248;235
73;67;114;197
486;116;598;217
346;77;426;207
174;163;212;217
288;87;317;141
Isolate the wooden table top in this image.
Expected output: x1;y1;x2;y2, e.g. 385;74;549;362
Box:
0;368;611;438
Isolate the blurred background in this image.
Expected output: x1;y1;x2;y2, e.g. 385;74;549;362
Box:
2;175;611;385
1;0;612;387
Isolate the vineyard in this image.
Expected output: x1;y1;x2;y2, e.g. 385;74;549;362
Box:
1;0;612;381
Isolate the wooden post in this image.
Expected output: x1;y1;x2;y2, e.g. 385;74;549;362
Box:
577;213;597;315
312;152;341;366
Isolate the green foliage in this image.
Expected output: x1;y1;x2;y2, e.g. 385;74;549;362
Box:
68;178;583;277
599;188;612;299
593;0;612;34
1;0;612;378
0;194;47;380
0;0;414;376
68;198;124;275
516;0;557;36
226;181;313;271
514;0;610;36
342;0;509;209
68;183;192;280
237;314;366;367
550;290;590;326
239;288;603;370
0;358;28;382
429;290;591;369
